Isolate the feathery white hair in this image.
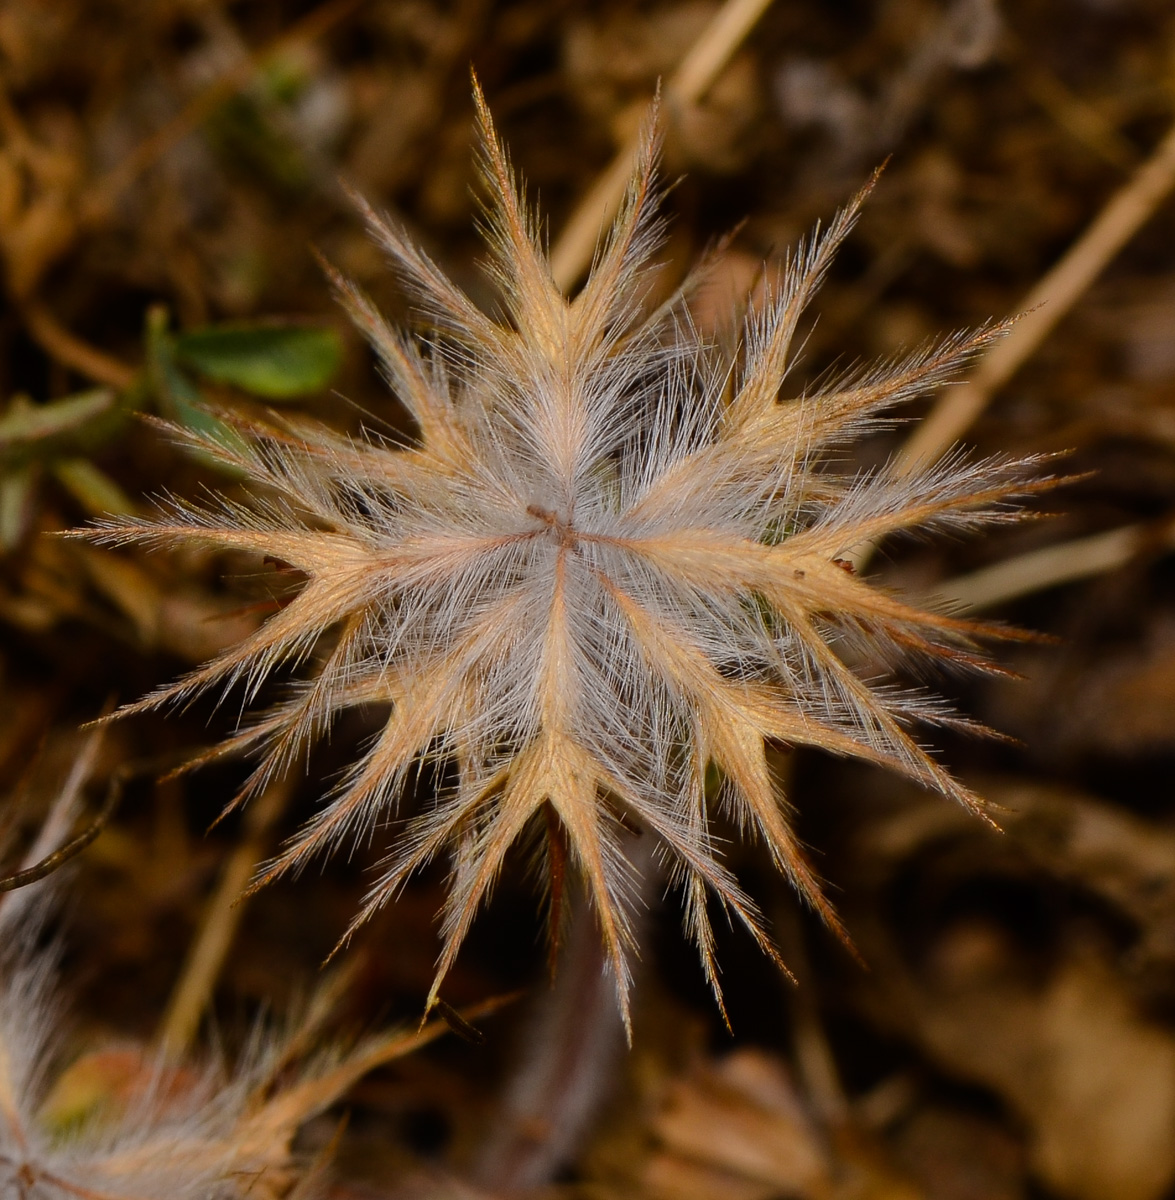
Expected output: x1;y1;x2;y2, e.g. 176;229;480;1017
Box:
84;81;1045;1033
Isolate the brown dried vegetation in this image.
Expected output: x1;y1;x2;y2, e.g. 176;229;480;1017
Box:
2;2;1175;1199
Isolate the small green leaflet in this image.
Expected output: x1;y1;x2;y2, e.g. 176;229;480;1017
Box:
174;323;343;399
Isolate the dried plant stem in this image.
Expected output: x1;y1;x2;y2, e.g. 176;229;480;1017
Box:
670;0;778;103
471;908;627;1192
549;0;775;290
898;116;1175;473
0;772;116;894
551;149;645;293
157;777;292;1057
1023;64;1137;171
84;0;368;224
776;914;848;1129
23;301;136;390
473;838;656;1192
0;724;105;929
846;115;1175;576
935;517;1175;612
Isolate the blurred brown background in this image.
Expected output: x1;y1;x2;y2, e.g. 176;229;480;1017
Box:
4;2;1175;1198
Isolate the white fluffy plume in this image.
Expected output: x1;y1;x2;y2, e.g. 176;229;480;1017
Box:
81;81;1047;1032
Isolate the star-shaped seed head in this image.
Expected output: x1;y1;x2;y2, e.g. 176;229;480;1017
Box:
87;81;1043;1033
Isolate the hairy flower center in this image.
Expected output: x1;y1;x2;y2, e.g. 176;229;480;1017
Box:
527;504;580;552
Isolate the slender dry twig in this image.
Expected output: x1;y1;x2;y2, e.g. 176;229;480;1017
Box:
935;517;1175;611
157;777;293;1057
472;857;645;1192
846;114;1175;576
549;0;776;290
22;300;137;390
771;823;849;1128
0;743;188;942
898;115;1175;472
0;723;107;898
1023;63;1137;171
0;781;116;893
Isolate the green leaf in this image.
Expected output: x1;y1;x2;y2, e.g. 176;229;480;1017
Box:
174;323;342;399
145;307;250;476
